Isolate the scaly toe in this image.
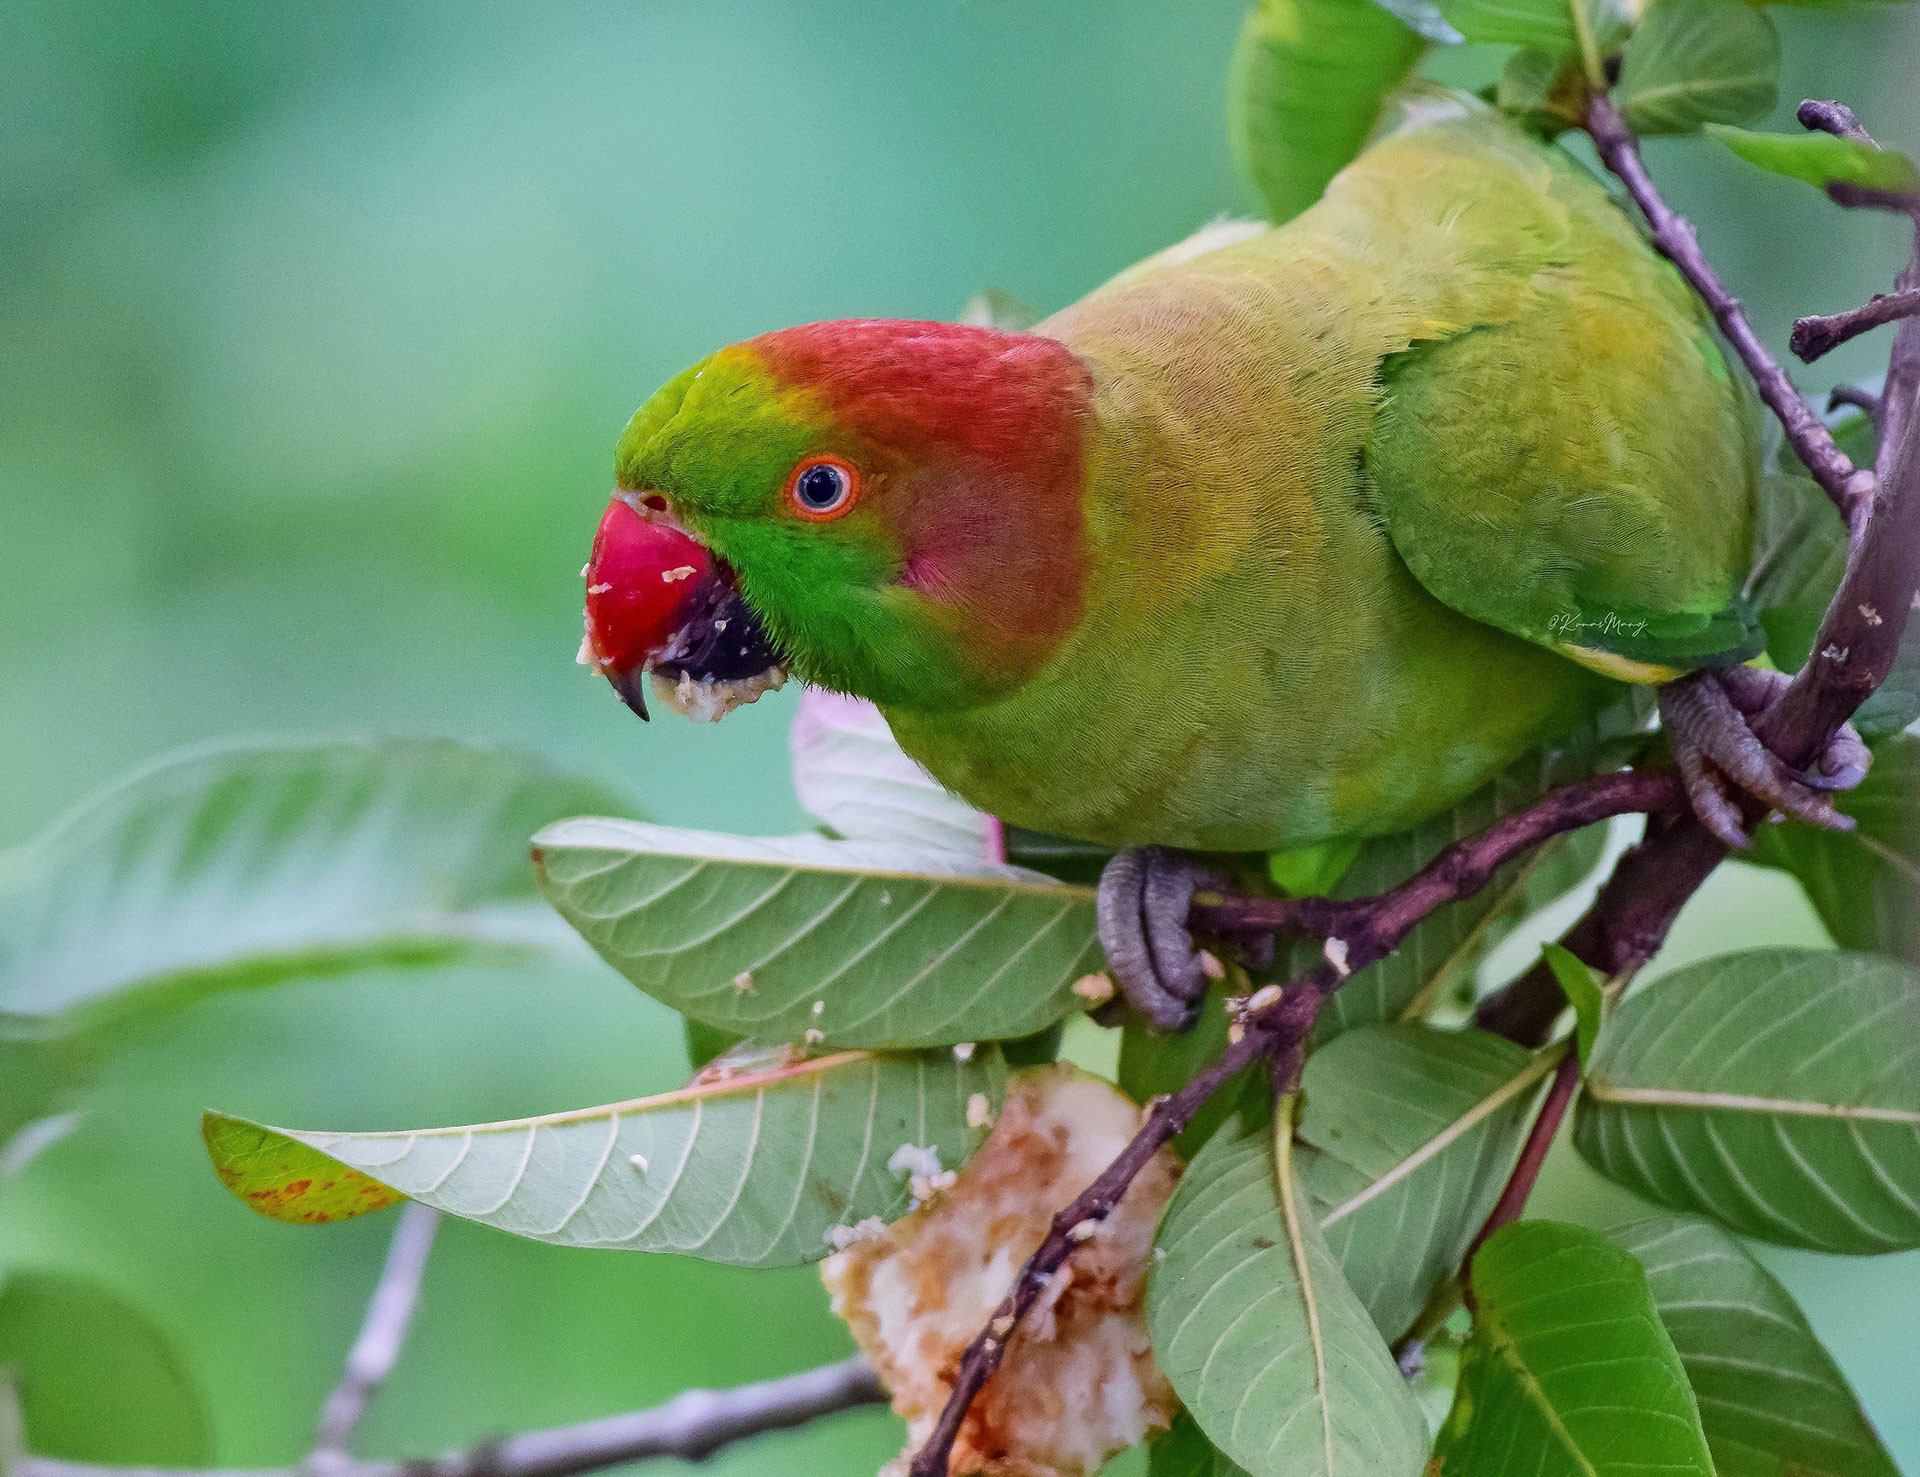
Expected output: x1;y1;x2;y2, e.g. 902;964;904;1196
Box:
1095;847;1210;1032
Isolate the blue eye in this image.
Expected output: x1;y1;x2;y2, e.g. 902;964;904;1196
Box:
788;456;860;519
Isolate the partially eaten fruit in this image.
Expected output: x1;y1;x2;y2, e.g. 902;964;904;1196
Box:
822;1065;1181;1477
580;492;789;721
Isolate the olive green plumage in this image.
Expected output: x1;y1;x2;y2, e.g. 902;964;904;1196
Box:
624;108;1760;855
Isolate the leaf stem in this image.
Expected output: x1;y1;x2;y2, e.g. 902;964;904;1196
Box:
1460;1047;1581;1305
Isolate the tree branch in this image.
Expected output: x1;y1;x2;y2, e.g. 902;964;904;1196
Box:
1459;1047;1581;1300
1586;95;1877;530
14;1359;886;1477
1792;288;1920;364
307;1204;440;1475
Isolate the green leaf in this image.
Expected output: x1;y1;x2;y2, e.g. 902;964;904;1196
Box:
1434;0;1576;49
1745;469;1847;672
1707;125;1920;198
1149;1410;1254;1477
1609;1215;1901;1477
1856;621;1920;740
1615;0;1778;136
0;738;627;1035
1266;838;1363;899
1291;743;1603;1040
0;1270;208;1464
1147;1109;1428;1477
204;1046;1002;1267
1497;49;1588;134
1574;948;1920;1253
1297;1025;1553;1341
1366;0;1465;43
957;287;1040;332
1229;0;1426;226
790;689;994;854
1541;944;1604;1066
1433;1220;1715;1477
533;818;1100;1049
1750;734;1920;965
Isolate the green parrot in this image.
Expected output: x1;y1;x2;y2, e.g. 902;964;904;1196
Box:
579;106;1857;1025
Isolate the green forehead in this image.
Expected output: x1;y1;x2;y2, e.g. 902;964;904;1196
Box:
614;347;829;514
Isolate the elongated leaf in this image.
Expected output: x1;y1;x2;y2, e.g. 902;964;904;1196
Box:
1433;1220;1715;1477
1745;469;1847;671
0;738;626;1033
789;690;994;855
1575;948;1920;1253
1229;0;1426;226
1292;743;1601;1040
0;1270;208;1464
204;1047;1001;1267
1149;1411;1253;1477
1609;1215;1900;1477
1751;735;1919;965
1296;1024;1551;1340
1434;0;1576;48
533;818;1099;1048
1542;944;1604;1065
1708;126;1920;198
1615;0;1777;135
1147;1110;1427;1477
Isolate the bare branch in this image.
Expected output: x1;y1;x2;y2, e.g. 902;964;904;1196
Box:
1829;385;1882;419
1586;95;1876;530
1798;99;1875;145
307;1204;440;1475
15;1359;886;1477
1793;288;1920;363
1460;1047;1581;1297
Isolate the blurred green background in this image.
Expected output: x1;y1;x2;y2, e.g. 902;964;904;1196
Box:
2;2;1916;1473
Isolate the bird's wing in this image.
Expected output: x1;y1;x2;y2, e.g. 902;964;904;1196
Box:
1350;115;1763;682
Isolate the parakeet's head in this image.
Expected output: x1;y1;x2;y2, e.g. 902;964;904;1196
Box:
580;319;1093;721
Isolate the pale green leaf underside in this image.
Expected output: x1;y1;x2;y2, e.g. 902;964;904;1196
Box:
1610;1215;1900;1477
1433;1219;1714;1477
1148;1112;1427;1477
1296;1024;1549;1341
204;1048;1001;1267
1751;734;1920;967
532;817;1100;1048
1575;948;1920;1253
1614;0;1778;136
0;738;627;1032
789;690;994;855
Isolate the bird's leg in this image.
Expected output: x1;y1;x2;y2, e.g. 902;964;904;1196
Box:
1658;667;1869;848
1095;847;1221;1031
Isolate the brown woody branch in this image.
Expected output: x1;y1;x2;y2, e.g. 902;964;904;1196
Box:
1793;289;1920;364
908;770;1686;1475
1587;96;1878;531
15;1359;887;1477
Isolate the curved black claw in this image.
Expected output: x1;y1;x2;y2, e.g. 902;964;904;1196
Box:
1096;846;1215;1032
1659;668;1868;849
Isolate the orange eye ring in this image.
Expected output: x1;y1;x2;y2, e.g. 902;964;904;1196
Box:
786;455;862;521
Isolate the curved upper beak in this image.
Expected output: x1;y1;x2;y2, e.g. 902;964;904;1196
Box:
580;492;787;724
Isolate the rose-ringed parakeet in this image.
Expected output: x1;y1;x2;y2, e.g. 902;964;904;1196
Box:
578;108;1863;1027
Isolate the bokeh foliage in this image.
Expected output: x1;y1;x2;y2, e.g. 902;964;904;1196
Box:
3;2;1919;1474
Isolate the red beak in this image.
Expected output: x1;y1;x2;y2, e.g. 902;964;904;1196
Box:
581;493;787;722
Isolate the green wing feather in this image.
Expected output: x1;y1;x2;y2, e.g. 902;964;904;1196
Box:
1349;115;1764;680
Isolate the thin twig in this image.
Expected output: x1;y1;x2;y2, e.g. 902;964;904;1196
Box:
15;1359;886;1477
1190;769;1680;940
907;770;1685;1476
1459;1047;1580;1301
1793;288;1920;363
308;1204;440;1474
1798;99;1875;145
1587;95;1876;530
